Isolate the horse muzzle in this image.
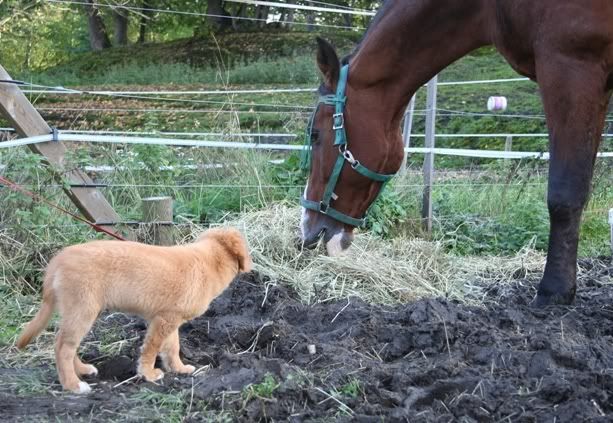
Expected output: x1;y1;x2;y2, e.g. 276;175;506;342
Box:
298;210;354;256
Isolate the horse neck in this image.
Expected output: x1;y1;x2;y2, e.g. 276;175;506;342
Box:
348;0;493;127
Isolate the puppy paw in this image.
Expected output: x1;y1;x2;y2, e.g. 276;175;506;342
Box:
71;381;92;395
139;367;165;382
174;364;196;375
82;364;98;377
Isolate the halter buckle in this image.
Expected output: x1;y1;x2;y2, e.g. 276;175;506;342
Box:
319;202;329;214
332;113;344;130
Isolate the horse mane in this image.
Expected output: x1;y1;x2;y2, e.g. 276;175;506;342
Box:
341;0;392;65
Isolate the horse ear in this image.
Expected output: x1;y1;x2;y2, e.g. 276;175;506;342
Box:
316;37;340;89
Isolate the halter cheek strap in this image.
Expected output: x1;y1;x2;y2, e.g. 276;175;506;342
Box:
301;64;396;228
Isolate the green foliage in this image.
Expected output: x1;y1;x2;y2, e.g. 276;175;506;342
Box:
367;185;412;238
339;379;361;398
243;374;280;400
268;154;306;187
437;209;549;256
0;285;29;346
0;3;88;74
133;144;176;173
23;31;358;78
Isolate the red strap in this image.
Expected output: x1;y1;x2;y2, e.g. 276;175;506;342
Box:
0;175;127;241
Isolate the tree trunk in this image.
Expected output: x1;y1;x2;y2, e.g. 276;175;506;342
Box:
306;1;315;32
343;1;353;28
255;5;269;28
113;10;129;45
139;0;153;43
284;0;295;28
231;4;246;30
84;0;111;50
207;0;231;30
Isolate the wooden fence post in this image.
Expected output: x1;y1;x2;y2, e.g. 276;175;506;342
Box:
0;65;133;240
400;95;416;176
142;196;175;245
422;76;438;233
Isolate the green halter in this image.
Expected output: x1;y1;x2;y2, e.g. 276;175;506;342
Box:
301;64;396;228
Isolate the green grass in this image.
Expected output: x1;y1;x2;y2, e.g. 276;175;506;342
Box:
0;369;53;396
130;389;187;422
28;56;321;87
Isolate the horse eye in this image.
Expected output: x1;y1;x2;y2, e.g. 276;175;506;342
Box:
311;130;320;144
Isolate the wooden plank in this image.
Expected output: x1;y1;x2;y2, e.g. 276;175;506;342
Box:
0;65;131;239
422;76;438;233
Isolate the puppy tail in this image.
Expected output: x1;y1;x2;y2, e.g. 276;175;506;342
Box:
16;270;56;350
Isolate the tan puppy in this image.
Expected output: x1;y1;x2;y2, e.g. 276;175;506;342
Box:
16;227;252;394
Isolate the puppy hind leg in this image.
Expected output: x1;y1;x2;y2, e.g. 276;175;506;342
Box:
160;329;195;375
55;312;97;394
138;315;180;382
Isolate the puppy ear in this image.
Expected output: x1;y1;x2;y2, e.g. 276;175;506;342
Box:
217;229;253;273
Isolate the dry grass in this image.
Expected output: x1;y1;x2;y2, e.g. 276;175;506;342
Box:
207;204;547;306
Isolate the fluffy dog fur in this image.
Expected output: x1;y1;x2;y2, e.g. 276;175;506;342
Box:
16;227;252;394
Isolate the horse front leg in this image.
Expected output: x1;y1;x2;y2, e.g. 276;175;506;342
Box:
534;60;610;306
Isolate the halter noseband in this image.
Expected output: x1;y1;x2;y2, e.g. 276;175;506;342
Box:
301;64;396;228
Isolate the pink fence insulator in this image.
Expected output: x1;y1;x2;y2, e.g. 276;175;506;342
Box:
487;96;508;112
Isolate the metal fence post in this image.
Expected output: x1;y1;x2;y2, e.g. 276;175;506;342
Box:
609;208;613;257
505;135;513;162
400;95;416;175
422;76;438;233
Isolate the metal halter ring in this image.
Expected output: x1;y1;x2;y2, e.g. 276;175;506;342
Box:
339;145;357;165
332;112;345;130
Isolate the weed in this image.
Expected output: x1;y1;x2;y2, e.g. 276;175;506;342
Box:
243;373;280;401
339;378;362;398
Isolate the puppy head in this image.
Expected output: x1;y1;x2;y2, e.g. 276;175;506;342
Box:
198;228;253;273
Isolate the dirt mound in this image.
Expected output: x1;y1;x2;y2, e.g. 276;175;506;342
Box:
1;258;611;422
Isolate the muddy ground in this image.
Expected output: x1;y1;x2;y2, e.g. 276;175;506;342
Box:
1;258;612;422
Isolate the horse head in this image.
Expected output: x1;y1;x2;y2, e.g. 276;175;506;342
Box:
299;37;405;256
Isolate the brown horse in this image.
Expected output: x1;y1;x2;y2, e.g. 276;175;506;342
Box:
299;0;613;306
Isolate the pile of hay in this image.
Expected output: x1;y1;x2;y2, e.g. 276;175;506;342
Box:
205;205;546;305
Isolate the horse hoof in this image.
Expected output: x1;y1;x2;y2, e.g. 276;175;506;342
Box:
531;292;575;307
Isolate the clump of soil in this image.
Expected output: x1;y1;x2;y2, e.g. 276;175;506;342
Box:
1;258;611;422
